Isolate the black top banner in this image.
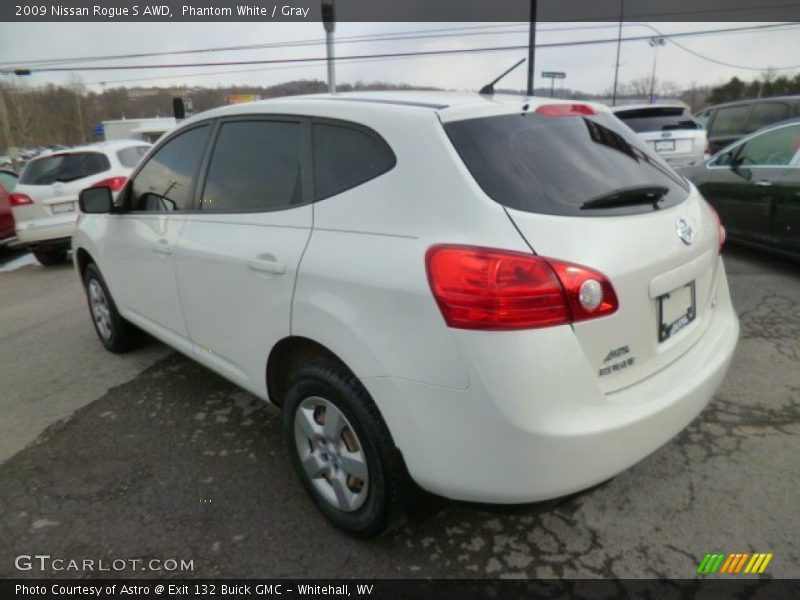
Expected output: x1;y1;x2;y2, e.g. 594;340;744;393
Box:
3;0;800;22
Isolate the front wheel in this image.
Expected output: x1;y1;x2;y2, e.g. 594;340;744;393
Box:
83;263;141;353
283;360;414;537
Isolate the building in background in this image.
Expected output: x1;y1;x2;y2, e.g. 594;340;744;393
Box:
99;117;176;143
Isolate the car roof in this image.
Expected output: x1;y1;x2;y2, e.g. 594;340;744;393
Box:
704;95;800;111
34;139;151;158
180;91;612;126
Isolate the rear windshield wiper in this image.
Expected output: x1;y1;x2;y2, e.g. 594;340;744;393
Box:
581;185;669;210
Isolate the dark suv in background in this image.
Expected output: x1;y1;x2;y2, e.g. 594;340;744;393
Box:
695;96;800;154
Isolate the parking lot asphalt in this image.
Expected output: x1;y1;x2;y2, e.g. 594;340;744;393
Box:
0;246;798;579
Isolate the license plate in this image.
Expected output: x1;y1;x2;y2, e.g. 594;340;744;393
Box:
655;140;676;153
658;281;696;342
52;202;75;215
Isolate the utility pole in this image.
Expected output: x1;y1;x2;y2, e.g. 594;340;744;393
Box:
611;0;624;106
75;90;85;144
648;36;666;104
526;0;537;96
322;0;336;94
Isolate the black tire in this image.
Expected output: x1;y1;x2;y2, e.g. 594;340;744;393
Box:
33;248;68;266
283;359;416;537
83;262;141;353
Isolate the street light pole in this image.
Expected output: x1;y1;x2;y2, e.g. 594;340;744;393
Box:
611;0;624;106
526;0;537;96
322;0;336;94
648;36;666;104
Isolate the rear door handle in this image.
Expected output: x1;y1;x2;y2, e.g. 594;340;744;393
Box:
755;179;773;187
153;239;172;255
246;254;285;275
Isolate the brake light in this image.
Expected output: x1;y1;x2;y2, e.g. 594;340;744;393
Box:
425;245;618;330
9;192;33;206
535;103;597;117
706;203;726;253
92;176;127;192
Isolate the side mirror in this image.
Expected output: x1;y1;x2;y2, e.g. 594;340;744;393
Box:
79;186;114;214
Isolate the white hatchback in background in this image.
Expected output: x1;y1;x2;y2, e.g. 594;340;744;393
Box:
11;140;151;265
73;92;738;536
611;104;707;167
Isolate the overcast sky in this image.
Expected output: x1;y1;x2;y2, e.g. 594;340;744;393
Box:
0;21;798;95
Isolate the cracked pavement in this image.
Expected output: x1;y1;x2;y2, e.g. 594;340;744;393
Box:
0;246;798;579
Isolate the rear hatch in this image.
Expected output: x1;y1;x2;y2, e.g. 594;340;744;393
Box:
444;106;722;393
613;106;706;164
13;151;112;221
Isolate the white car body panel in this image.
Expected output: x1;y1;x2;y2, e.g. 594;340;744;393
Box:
72;92;738;504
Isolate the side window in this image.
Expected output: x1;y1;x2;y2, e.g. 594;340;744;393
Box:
734;124;800;167
201;120;304;212
711;105;752;137
117;146;150;169
313;122;395;200
694;110;710;129
130;125;210;212
746;102;792;133
0;171;17;192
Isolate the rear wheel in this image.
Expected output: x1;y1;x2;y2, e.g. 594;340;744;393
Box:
283;360;414;537
33;249;68;266
83;263;141;353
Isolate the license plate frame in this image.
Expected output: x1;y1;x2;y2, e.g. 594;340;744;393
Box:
654;139;676;153
658;281;696;342
52;202;75;215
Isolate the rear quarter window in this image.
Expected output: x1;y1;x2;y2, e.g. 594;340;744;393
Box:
20;152;110;185
444;111;689;217
312;122;395;200
117;146;151;168
710;104;752;136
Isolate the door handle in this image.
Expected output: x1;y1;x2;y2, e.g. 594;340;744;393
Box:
246;254;285;275
755;180;773;187
153;239;172;256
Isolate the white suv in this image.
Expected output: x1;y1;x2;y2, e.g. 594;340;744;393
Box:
73;92;739;536
11;140;151;265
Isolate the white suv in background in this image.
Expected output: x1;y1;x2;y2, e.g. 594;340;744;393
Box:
73;92;739;536
611;104;708;167
11;140;151;265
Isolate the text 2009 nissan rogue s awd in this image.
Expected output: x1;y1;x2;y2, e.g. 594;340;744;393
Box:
73;92;739;536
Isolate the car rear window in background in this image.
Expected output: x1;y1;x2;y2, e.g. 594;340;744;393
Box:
201;120;303;212
445;111;689;217
313;123;395;200
711;104;752;136
20;152;110;185
746;102;792;133
117;146;150;168
613;107;701;132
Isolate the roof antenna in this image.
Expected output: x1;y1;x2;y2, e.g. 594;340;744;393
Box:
479;58;526;96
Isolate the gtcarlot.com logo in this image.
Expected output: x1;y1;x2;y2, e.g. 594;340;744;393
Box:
15;554;194;573
697;552;773;575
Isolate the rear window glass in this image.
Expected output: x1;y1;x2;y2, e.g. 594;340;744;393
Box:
117;146;150;168
20;152;110;185
613;107;700;132
746;102;792;133
444;111;689;217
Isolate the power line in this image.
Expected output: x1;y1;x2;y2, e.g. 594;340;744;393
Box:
0;22;632;69
641;23;800;71
7;23;797;75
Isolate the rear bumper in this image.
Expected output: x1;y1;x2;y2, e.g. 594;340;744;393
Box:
15;214;78;245
364;263;738;503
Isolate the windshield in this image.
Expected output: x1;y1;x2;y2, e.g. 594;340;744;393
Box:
444;111;689;217
614;107;701;133
20;152;110;185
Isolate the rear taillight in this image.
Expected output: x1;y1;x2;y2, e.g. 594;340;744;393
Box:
425;245;618;331
92;176;127;192
707;203;726;253
535;103;597;117
9;193;33;206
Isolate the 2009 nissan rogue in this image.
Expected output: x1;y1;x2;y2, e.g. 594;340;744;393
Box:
73;92;739;536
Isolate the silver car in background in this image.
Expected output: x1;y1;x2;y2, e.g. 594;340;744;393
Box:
611;104;707;168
